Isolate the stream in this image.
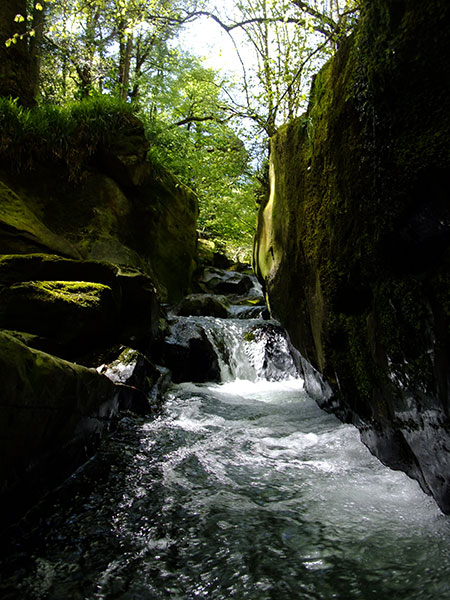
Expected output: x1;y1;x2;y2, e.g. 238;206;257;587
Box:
2;307;450;599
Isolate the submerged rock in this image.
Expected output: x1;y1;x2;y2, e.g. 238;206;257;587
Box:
253;0;450;512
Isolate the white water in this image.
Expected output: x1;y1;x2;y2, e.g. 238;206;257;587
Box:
2;319;450;599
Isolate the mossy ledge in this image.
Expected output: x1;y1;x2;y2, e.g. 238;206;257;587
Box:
254;0;450;513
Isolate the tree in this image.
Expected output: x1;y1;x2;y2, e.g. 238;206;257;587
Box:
163;0;359;136
142;51;257;257
39;0;195;102
0;0;46;105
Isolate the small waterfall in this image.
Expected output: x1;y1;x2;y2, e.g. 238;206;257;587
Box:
164;315;300;384
202;317;299;382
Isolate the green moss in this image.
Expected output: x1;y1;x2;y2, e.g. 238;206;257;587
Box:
255;0;450;421
0;278;116;349
0;181;80;258
14;280;112;308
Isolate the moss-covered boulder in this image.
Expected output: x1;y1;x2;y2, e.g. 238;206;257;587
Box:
254;0;450;512
0;253;160;359
0;280;116;347
0;331;143;525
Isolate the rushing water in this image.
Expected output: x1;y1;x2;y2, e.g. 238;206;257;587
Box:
2;317;450;600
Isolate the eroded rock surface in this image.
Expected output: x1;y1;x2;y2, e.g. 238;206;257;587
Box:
0;114;198;522
254;0;450;512
0;332;148;526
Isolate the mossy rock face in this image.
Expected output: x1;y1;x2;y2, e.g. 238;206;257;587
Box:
0;331;156;525
0;280;116;347
254;0;450;512
0;331;117;521
0;113;198;302
0;181;81;259
0;254;160;359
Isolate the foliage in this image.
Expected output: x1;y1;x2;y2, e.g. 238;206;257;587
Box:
1;0;360;260
0;95;136;178
177;0;360;137
38;0;197;102
141;52;258;260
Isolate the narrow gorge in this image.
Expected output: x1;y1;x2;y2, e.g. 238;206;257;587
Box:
2;0;450;597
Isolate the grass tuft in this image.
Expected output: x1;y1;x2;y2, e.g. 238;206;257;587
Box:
0;96;137;179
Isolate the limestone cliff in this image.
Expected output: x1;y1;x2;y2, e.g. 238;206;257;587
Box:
254;0;450;512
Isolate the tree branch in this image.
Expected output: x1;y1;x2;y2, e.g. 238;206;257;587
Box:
172;114;234;127
290;0;338;33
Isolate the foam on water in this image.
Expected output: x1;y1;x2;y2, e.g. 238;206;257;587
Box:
2;326;450;599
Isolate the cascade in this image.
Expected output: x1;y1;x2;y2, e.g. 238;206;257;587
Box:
1;270;450;599
166;315;299;382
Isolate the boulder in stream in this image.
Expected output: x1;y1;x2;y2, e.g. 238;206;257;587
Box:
172;293;230;318
198;267;255;296
160;317;221;383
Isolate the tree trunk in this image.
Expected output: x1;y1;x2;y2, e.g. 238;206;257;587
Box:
0;0;37;105
119;31;133;101
29;1;46;102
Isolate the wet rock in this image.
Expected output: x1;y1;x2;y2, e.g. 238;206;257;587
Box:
228;304;270;320
248;322;300;381
160;317;221;383
199;267;255;296
98;346;171;414
253;0;450;512
172;293;230;318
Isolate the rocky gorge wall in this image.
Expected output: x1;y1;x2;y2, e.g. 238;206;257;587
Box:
0;113;198;525
0;114;198;302
254;0;450;512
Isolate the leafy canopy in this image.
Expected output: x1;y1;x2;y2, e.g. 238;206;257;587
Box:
2;0;360;260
